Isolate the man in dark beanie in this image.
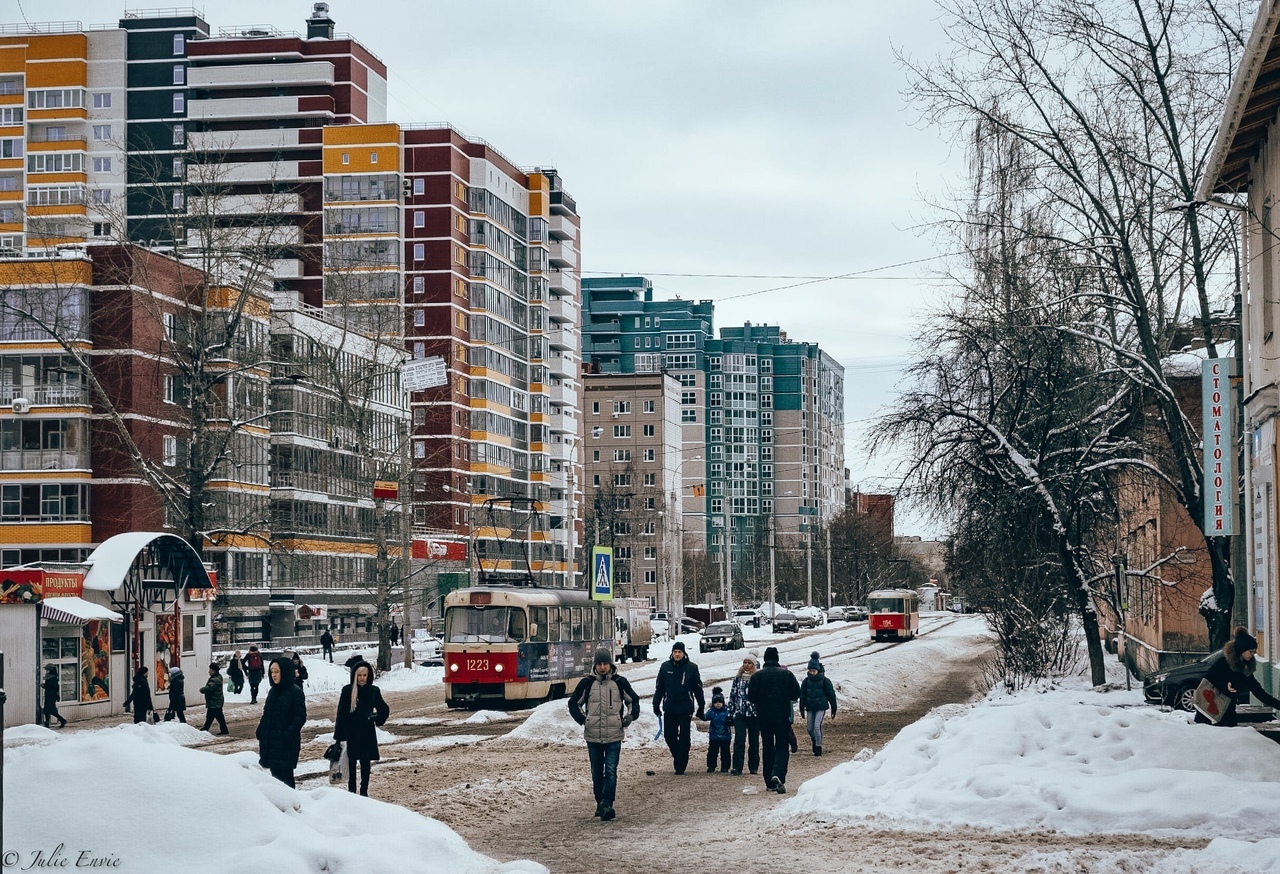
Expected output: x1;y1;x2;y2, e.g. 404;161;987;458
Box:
653;640;705;775
1197;626;1280;727
749;645;801;793
569;647;640;821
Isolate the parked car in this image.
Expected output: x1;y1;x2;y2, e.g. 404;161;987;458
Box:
677;616;705;634
827;606;850;622
1143;651;1248;712
413;636;443;666
848;605;869;621
732;608;761;628
794;606;824;628
651;611;670;622
772;613;799;633
699;622;746;653
650;619;670;640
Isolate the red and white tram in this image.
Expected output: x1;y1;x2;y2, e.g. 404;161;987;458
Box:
443;585;616;708
867;589;920;641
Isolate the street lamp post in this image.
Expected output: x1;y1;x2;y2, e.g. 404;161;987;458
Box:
671;454;701;617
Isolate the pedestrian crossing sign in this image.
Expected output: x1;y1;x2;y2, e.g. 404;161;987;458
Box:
591;546;613;601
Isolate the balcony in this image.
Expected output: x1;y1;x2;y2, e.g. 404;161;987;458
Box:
189;128;301;153
548;410;575;435
547;294;576;324
587;338;621;354
187;61;335;90
547;269;577;296
549;440;574;463
189;95;331;122
547;381;573;406
0;384;89;405
1;448;89;471
587;318;620;334
548;240;576;269
550;189;577;216
549;214;577;242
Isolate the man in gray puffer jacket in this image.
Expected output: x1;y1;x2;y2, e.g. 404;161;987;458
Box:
569;648;640;821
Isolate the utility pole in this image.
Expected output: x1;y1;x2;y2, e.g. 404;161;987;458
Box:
769;517;776;623
826;523;833;610
725;515;734;614
400;412;414;669
806;533;813;607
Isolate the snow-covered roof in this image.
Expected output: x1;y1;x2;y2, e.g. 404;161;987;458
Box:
1162;342;1236;378
40;596;122;624
82;532;207;593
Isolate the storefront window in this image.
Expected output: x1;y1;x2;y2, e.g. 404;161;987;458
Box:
42;633;78;701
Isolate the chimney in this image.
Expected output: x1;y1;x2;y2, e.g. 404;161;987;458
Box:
307;2;335;39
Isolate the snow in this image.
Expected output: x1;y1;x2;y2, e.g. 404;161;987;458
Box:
775;615;1280;871
5;722;544;874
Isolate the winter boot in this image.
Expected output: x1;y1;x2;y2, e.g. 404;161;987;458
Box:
600;805;616;822
814;746;822;756
769;775;781;791
776;781;787;795
594;801;605;818
730;769;742;776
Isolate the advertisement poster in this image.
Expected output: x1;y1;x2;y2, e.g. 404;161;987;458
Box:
80;620;110;702
155;613;178;691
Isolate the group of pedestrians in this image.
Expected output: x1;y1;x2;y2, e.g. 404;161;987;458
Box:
571;642;840;821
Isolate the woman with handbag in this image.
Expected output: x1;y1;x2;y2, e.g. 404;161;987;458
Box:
333;659;390;796
1196;627;1280;727
256;657;307;787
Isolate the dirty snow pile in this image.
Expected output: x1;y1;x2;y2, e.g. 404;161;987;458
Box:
4;722;545;874
779;681;1280;871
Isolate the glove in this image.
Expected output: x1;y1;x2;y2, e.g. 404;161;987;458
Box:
696;709;705;721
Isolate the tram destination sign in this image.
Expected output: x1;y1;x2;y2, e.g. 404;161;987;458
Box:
403;356;448;392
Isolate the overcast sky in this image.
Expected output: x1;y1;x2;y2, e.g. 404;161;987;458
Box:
21;0;963;536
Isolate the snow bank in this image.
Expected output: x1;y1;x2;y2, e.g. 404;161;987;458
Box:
5;727;544;874
781;682;1280;843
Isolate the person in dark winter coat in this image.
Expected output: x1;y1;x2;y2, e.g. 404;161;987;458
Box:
244;645;265;703
42;666;66;728
227;651;245;694
344;652;365;671
568;648;640;821
124;666;153;724
798;652;838;756
700;687;732;773
333;660;390;795
256;657;307;786
320;628;335;663
200;663;228;735
748;646;801;794
652;641;705;775
728;653;760;775
389;622;400;647
163;666;187;723
1196;627;1280;727
291;653;309;692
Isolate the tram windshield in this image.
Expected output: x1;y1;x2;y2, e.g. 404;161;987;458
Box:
868;596;911;614
445;606;528;643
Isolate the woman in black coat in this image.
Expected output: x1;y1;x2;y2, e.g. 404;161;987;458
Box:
124;666;153;724
42;666;66;728
256;657;307;786
333;660;390;796
1197;627;1280;727
227;651;245;694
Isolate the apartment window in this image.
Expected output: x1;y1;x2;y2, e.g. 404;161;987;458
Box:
92;222;110;236
591;402;600;414
93;92;111;108
172;93;185;113
615;496;631;511
173;65;185;85
709;356;722;371
0;107;21;125
644;317;651;327
172;124;184;146
592;450;600;462
414;178;425;195
173;34;185;55
666;333;697;349
613;425;631;438
761;411;773;425
413;342;425;358
163;375;188;404
643;425;655;437
613;473;632;488
642;521;656;535
92;157;111;173
455;278;467;297
593;475;601;487
172;190;184;209
613;450;631;462
613;401;631;414
413;276;425;294
370;152;378;164
342;153;350;165
760;358;772;373
413;309;425;327
414;211;425;229
643;336;651;348
643;449;655;462
92;125;111;141
681;391;697;406
761;394;772;409
454;312;468;330
173;158;183;177
0;138;20;159
644;473;656;487
413;243;425;261
643;400;655;413
455;246;465;265
682;409;697;423
710;498;724;514
414;442;425;459
91;189;110;205
163;435;179;467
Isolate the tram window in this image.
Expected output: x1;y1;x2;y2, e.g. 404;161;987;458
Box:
549;606;563;642
508;609;527;642
530;607;548;642
571;607;583;641
583;608;594;642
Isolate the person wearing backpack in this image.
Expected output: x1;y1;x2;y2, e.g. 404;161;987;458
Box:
244;645;265;704
798;651;837;756
568;648;640;822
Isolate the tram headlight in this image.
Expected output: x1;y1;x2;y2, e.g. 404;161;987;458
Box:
449;662;459;673
494;663;504;673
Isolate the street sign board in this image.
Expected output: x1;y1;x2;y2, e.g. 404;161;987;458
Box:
1202;358;1234;535
591;546;613;601
403;356;447;391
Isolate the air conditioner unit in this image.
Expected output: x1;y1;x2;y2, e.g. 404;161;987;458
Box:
11;398;31;414
611;412;619;419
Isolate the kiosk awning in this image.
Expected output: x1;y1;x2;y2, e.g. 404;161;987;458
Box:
41;597;123;625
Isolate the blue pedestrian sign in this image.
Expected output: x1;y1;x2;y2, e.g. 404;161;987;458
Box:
591;546;613;601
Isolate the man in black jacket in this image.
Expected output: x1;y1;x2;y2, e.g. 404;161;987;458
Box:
748;646;801;794
652;641;705;775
